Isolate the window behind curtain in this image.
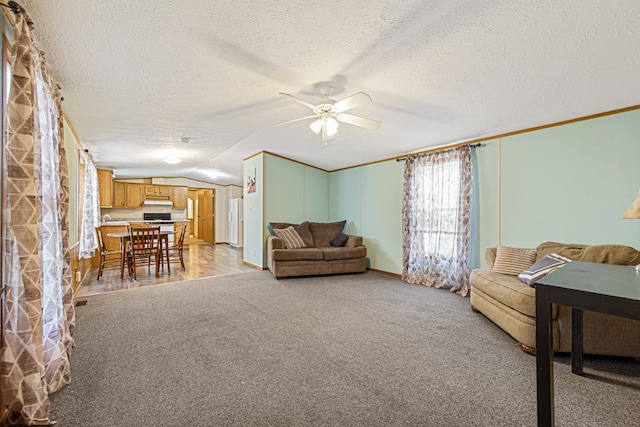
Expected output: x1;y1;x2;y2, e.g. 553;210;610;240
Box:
402;145;472;296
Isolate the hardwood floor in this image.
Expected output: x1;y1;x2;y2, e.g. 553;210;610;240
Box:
76;239;257;297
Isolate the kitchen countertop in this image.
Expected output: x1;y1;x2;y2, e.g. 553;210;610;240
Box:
101;219;188;226
100;221;129;226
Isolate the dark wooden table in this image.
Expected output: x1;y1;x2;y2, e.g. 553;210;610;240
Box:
108;231;175;279
535;261;640;426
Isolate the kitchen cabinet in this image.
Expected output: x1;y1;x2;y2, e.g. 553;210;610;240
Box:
174;221;190;246
126;184;144;207
97;169;113;207
144;185;171;198
113;181;127;208
172;186;188;209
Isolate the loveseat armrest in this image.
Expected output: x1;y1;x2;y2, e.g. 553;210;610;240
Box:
345;235;363;247
267;235;285;250
267;235;284;272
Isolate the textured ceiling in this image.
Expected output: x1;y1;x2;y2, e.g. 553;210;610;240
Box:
20;0;640;185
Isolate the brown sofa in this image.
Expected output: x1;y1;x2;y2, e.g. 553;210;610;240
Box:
267;220;367;279
470;241;640;356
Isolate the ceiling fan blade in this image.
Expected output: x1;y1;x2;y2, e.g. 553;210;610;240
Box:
331;92;372;113
336;113;382;130
273;115;317;127
278;92;317;110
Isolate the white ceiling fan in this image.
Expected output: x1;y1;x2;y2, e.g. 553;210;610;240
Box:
274;85;382;145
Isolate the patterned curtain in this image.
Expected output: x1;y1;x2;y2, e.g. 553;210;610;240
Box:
1;10;75;426
402;145;472;296
78;152;99;259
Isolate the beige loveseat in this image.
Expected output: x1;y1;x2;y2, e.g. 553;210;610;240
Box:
470;241;640;356
267;220;367;279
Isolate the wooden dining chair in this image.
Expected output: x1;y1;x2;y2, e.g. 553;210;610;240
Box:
95;227;123;280
128;226;162;279
167;225;187;269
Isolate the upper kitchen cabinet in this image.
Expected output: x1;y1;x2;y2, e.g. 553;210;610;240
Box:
126;184;144;207
97;169;113;207
172;186;188;209
113;181;127;208
144;185;171;199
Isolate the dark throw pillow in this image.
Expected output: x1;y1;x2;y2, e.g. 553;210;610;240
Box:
330;232;349;247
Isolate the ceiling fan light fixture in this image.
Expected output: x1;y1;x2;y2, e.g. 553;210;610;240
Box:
309;119;323;134
325;117;338;136
277;88;380;144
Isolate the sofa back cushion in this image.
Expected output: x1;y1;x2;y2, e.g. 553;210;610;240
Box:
309;221;346;247
269;221;314;247
536;241;640;266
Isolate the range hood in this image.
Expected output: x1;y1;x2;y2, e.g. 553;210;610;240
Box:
143;200;173;206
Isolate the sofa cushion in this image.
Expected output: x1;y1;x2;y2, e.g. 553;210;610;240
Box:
273;226;306;249
330;232;349;247
491;246;537;275
470;269;540;317
271;248;323;261
310;221;346;247
270;221;314;247
322;246;367;261
518;253;571;286
536;241;640;266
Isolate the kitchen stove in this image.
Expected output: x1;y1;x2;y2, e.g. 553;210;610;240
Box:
143;213;174;245
143;212;173;224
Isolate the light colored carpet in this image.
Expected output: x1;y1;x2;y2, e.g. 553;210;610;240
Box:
50;271;640;426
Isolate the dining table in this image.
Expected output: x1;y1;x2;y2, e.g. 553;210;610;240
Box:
107;230;175;279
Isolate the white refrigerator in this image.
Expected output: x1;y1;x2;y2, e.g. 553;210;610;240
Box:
228;198;243;247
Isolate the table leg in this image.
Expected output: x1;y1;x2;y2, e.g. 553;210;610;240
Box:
572;308;583;375
165;235;170;274
536;285;554;427
120;237;126;279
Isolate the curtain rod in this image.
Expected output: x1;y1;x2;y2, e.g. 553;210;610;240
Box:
395;143;484;162
0;1;21;14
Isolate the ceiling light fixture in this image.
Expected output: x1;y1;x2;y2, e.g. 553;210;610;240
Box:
309;119;323;134
325;117;338;137
274;86;381;146
163;156;182;164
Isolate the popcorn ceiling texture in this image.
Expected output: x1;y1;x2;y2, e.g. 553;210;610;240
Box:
20;0;640;184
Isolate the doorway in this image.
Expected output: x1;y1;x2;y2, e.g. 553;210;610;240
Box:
191;188;215;243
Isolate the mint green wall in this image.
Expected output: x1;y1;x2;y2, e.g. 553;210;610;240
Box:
329;168;362;235
264;154;305;226
259;153;329;266
243;154;264;267
304;166;330;222
498;109;640;249
329;161;404;274
475;139;500;269
360;161;404;273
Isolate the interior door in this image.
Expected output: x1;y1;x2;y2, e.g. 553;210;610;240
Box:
197;191;204;240
202;189;214;243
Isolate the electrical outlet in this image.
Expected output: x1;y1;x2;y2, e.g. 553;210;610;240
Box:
253;248;256;256
75;271;81;282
